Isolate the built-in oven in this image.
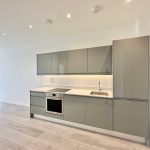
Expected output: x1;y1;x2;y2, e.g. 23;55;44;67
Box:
46;96;63;115
46;88;70;115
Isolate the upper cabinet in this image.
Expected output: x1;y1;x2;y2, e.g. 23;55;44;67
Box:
68;49;88;74
52;51;68;74
88;46;112;74
37;45;112;75
113;36;149;99
37;53;52;75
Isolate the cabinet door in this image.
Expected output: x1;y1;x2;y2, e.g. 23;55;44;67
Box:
113;36;149;99
114;100;148;137
64;95;85;124
86;98;113;130
68;49;87;74
52;51;68;74
37;53;52;75
30;105;45;116
88;46;112;74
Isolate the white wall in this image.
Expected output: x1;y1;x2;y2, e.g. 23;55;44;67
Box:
0;19;150;106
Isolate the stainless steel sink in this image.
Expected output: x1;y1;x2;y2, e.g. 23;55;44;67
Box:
90;91;109;96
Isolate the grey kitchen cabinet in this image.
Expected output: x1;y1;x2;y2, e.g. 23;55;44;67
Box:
68;49;88;74
52;51;68;74
37;53;52;75
86;97;113;130
30;105;45;116
63;95;86;124
88;46;112;74
30;91;46;117
114;99;149;137
30;96;46;107
30;91;46;97
113;36;149;99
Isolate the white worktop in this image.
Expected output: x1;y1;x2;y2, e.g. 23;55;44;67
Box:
65;89;113;98
30;87;54;92
30;86;113;98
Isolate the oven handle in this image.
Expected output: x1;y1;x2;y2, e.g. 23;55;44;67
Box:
46;97;63;101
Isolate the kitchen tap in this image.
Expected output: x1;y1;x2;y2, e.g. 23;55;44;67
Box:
98;81;103;91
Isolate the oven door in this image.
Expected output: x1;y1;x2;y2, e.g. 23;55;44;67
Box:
46;97;63;115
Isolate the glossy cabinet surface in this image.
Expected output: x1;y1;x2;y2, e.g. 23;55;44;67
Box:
37;53;52;75
113;36;149;99
63;95;86;124
52;51;68;74
86;97;113;130
114;99;148;137
88;46;112;74
68;49;88;74
37;45;113;75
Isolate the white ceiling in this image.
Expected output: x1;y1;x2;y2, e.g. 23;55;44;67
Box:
0;0;150;49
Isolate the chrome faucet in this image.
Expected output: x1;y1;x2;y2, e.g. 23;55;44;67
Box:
98;81;103;91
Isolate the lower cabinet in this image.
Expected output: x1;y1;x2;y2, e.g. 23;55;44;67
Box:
86;98;113;130
114;99;149;137
30;91;149;139
63;95;86;124
30;92;46;116
30;105;45;116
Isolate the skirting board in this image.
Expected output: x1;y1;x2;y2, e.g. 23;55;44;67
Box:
34;114;146;144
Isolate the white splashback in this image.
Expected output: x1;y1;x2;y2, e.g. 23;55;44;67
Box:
39;75;113;90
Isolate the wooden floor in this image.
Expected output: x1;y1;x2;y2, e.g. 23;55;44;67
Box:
0;103;149;150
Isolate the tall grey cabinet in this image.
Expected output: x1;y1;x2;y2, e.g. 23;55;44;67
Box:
113;36;149;99
37;53;52;75
113;36;149;139
52;51;68;74
114;100;148;137
88;46;112;74
68;49;88;74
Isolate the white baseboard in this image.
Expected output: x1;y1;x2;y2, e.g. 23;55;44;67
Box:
34;114;146;144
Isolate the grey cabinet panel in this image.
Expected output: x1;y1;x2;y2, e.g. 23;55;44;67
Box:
88;46;112;74
30;96;46;107
64;95;86;124
30;105;45;116
52;51;68;74
114;100;148;137
113;36;149;99
86;98;113;130
45;112;64;120
30;91;46;97
37;53;52;75
68;49;87;73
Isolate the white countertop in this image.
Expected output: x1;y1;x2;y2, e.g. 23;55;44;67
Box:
30;86;113;98
64;89;113;98
30;87;54;92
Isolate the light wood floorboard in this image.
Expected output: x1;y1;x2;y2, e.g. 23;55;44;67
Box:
0;102;149;150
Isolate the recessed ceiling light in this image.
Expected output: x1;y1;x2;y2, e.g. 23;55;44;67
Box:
44;19;53;25
67;13;71;19
2;32;7;36
126;0;131;2
91;5;101;13
28;24;33;29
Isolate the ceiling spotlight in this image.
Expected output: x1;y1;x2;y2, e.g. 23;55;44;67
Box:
126;0;132;2
91;5;101;13
67;13;71;19
2;32;7;36
44;19;53;25
28;24;33;29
